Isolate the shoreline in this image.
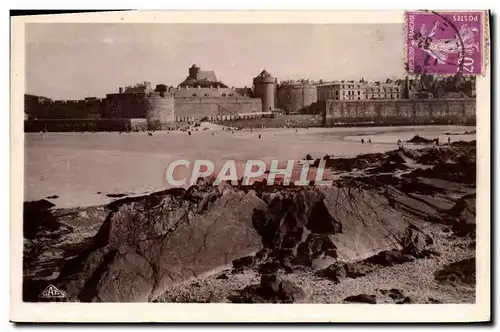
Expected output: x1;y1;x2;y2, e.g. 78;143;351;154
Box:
23;141;476;303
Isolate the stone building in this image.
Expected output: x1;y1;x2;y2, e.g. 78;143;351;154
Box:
317;81;365;101
253;70;277;112
364;82;402;100
277;80;318;114
26;65;265;125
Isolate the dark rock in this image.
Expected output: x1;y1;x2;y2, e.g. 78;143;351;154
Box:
255;248;272;263
207;293;227;303
259;261;280;274
316;264;346;283
344;262;373;278
364;249;415;267
58;185;267;302
230;274;305;303
435;258;475;286
428;297;443;304
402;226;433;257
277;279;306;303
260;274;281;295
380;288;405;301
106;193;128;198
231;267;244;275
344;294;377;304
415;248;441;258
232;255;255;270
444;194;476;236
324;249;338;258
216;273;229;280
407;135;434;144
230;284;266;303
397;296;415;304
23;199;71;240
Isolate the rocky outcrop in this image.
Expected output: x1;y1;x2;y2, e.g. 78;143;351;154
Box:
435;258;476;286
230;273;306;303
24;141;475;303
344;294;377;304
24;199;71;240
58;183;267;302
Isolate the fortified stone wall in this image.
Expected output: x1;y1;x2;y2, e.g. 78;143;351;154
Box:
102;93;149;119
217;114;324;128
174;97;262;122
25;99;103;119
277;84;318;114
24;118;133;132
325;99;476;126
145;95;175;125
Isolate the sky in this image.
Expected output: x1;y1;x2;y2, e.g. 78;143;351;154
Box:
26;23;406;100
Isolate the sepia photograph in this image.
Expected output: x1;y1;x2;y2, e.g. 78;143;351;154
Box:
10;10;491;322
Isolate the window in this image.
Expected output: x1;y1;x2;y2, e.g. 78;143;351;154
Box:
358;91;360;95
204;93;209;96
192;93;197;96
229;94;233;96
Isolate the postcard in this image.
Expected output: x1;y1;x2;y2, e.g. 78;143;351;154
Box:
10;10;490;323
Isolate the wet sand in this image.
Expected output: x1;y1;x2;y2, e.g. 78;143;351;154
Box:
24;125;475;208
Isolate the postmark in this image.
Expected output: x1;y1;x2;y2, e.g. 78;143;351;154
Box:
405;10;485;75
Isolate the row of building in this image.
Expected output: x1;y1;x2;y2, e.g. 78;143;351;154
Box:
25;65;476;123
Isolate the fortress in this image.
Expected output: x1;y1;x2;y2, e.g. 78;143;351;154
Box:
25;65;476;131
25;65;274;130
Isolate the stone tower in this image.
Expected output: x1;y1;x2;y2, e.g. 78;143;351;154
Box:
253;70;276;112
189;64;201;79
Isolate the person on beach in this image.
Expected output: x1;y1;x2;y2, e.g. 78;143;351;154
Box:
448;137;451;144
361;138;364;144
368;139;372;143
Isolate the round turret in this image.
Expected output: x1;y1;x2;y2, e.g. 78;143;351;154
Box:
253;70;276;112
277;81;318;114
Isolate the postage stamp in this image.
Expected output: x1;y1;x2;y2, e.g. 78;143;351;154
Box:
405;10;486;75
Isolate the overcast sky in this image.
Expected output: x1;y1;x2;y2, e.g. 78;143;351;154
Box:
26;23;405;100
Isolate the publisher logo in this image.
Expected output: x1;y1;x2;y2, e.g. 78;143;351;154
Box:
39;284;65;300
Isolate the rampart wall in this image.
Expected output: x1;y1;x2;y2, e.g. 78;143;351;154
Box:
174;97;262;121
25;99;103;119
277;84;318;114
325;99;476;126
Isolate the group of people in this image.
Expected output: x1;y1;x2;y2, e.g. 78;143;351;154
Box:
360;138;372;144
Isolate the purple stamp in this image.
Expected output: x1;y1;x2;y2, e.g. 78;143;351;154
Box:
405;10;486;75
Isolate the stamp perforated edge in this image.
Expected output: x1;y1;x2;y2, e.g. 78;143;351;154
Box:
403;10;489;77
